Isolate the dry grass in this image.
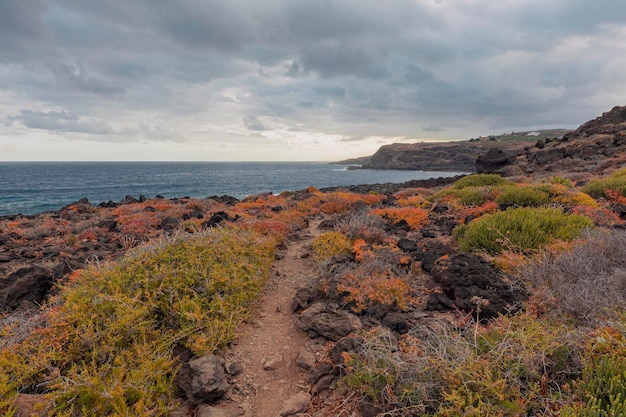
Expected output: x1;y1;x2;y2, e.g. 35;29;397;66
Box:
522;229;626;324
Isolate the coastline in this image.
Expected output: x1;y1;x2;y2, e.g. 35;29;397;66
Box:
0;161;467;217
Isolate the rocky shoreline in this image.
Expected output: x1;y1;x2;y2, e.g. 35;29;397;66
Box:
0;174;464;314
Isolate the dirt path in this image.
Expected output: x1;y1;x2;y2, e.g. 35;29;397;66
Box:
220;218;323;417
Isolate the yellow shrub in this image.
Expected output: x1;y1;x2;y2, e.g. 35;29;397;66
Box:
0;226;275;416
312;231;352;260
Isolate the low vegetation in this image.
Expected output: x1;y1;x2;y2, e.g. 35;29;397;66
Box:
494;185;550;207
452;173;513;189
2;168;626;416
582;167;626;199
454;207;593;254
0;226;275;416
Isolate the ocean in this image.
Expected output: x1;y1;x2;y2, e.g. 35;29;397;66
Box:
0;162;465;216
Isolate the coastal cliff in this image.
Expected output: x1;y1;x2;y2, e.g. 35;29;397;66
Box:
342;106;626;180
357;140;529;172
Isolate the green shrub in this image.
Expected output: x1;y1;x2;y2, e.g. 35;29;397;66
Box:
0;226;275;416
429;186;496;206
457;187;488;206
341;311;583;417
453;174;513;189
495;186;550;207
568;356;626;417
582;171;626;198
562;324;626;417
551;176;573;187
430;312;582;417
454;207;593;254
612;167;626;178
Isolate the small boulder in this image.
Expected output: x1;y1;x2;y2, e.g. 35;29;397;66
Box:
359;402;384;417
382;312;408;334
397;238;418;252
279;392;311;416
176;354;230;405
0;266;54;311
224;361;243;376
203;211;234;228
309;363;334;385
291;286;320;312
159;216;180;231
313;374;335;393
297;302;359;341
262;354;284;371
196;405;243;417
295;349;316;370
328;336;364;365
120;195;139;205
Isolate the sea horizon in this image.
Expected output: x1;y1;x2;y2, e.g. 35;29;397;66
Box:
0;161;466;216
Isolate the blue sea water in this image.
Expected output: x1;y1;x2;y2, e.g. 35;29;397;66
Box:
0;162;465;216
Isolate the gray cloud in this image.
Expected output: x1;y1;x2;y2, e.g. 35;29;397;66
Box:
0;0;625;157
423;124;444;133
243;116;269;131
11;109;118;135
52;62;125;95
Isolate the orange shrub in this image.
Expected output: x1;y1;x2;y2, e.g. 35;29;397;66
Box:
457;201;499;224
319;192;385;214
372;207;429;229
396;195;429;208
244;219;290;242
352;239;370;262
606;189;626;205
336;267;415;313
78;226;106;242
116;212;161;237
144;199;178;212
572;205;624;227
236;194;285;212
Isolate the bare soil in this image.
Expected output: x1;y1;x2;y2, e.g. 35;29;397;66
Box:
216;218;324;417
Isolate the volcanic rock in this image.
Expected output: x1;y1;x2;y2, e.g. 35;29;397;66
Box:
297;302;359;341
159;216;180;231
176;354;230;405
426;253;528;318
0;266;54;311
476;105;626;178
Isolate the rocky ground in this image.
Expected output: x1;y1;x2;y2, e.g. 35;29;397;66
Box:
1;186;532;416
477;105;626;179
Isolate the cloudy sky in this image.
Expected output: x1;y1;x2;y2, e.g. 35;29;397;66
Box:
1;0;625;161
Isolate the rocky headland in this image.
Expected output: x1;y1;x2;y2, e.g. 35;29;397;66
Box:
339;106;626;181
476;105;626;179
355;140;529;172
